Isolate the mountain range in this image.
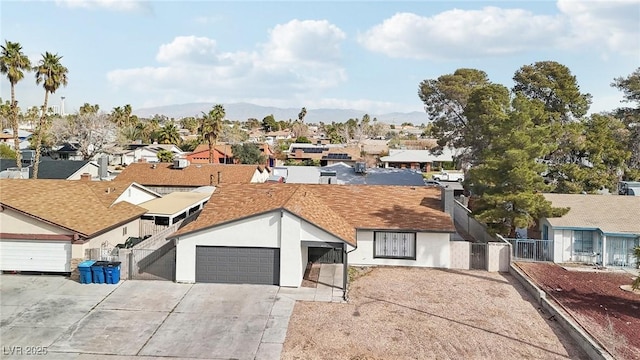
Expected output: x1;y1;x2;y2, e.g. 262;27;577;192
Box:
133;102;427;125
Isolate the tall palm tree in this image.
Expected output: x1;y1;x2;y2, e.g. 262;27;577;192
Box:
33;52;68;179
199;104;225;163
1;41;32;169
157;122;181;144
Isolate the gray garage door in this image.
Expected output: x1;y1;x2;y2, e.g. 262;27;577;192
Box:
195;246;280;285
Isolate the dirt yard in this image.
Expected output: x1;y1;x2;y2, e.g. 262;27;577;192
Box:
282;267;588;360
516;262;640;360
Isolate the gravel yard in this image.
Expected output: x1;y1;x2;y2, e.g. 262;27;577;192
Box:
516;262;640;360
282;267;588;360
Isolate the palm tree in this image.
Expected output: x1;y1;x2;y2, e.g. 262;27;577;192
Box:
199;104;225;163
157;122;181;144
33;52;68;179
1;41;32;169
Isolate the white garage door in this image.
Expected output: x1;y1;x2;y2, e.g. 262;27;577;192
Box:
0;240;72;272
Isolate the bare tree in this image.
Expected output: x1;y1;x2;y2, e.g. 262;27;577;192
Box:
50;113;117;160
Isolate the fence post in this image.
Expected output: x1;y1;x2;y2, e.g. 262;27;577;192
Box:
128;251;134;280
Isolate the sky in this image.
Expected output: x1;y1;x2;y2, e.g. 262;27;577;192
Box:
1;0;639;117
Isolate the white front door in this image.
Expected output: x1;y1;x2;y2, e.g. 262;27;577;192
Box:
0;240;72;272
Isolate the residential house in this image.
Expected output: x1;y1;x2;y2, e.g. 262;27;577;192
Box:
272;163;427;186
51;143;84;161
187;144;236;164
0;132;14;146
1;129;32;150
287;143;363;166
114;144;184;165
0;179;152;273
265;129;292;145
540;193;640;268
380;148;458;172
0;157;111;180
115;162;271;194
169;183;455;287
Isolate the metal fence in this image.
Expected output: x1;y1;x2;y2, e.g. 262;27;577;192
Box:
470;243;487;270
127;241;175;281
505;238;554;262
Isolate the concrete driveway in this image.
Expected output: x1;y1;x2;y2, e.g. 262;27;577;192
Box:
0;275;295;359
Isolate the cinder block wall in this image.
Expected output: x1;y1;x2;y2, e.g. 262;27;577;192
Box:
450;241;470;269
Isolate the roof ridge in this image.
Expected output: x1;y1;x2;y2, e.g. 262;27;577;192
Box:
282;183;305;207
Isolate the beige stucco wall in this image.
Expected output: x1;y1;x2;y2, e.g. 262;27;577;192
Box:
0;208;73;235
78;219;140;258
349;230;451;268
113;185;159;205
450;241;470;270
487;242;510;272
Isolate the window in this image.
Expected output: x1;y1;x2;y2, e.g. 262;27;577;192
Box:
122;226;127;236
573;230;593;253
374;232;416;259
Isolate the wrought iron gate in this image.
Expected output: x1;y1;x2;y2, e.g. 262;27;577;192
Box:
470;243;487;270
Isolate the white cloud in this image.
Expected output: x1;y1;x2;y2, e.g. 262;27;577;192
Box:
107;19;348;105
55;0;152;13
358;1;639;59
156;36;218;64
556;0;640;54
358;8;565;60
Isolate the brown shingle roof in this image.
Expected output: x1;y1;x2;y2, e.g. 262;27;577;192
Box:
115;163;262;187
543;193;640;234
173;183;455;245
0;179;147;237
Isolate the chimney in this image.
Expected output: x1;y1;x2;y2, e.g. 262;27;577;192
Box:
441;186;454;221
80;173;91;181
217;171;222;184
295;149;303;158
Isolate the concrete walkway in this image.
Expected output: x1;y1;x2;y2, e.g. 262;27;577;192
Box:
278;264;345;303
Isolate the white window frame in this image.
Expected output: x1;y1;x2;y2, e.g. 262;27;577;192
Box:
573;230;593;253
374;231;416;260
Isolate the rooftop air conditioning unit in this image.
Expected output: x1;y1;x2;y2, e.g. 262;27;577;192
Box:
354;162;366;174
173;158;189;169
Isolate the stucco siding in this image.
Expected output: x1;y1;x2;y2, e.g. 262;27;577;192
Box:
79;219;140;258
175;212;281;283
349;230;451;268
299;219;345;243
114;185;159;205
0;208;73;235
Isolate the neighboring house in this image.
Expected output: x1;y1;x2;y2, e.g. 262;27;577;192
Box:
187;144;236;164
169;183;455;287
115;162;271;194
0;132;13;146
380;148;458;171
138;190;212;237
541;193;640;268
287;143;363;166
51;143;84;161
0;179;149;273
265;130;292;145
115;144;184;165
0;158;111;180
1;129;32;150
272;163;427;186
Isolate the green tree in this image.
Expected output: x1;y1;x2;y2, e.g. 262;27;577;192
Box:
1;40;31;170
298;107;307;122
156;149;174;163
79;103;99;115
180;138;201;152
231;143;266;164
157;121;181;145
295;136;312;143
179;116;199;134
33;52;68;179
418;68;491;158
262;114;278;132
199;104;225;163
611;68;640;180
468;94;568;235
0;143;16;159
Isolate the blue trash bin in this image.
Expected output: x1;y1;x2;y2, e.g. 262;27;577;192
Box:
78;260;96;284
91;261;108;284
105;262;122;284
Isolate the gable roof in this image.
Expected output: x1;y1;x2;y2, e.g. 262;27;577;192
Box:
191;144;234;156
543;193;640;235
173;183;455;245
115;163;266;187
0;179;147;237
0;158;96;179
